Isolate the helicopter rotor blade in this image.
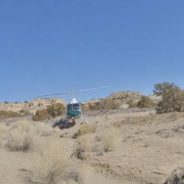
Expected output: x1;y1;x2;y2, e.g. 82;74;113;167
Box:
76;85;116;93
32;85;119;99
34;91;71;99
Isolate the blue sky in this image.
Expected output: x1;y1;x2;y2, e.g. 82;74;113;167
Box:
0;0;184;102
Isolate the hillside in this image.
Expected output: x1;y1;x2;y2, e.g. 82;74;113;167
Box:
0;98;65;114
82;91;160;112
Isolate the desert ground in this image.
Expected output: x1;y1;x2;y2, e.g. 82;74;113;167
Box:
0;109;184;184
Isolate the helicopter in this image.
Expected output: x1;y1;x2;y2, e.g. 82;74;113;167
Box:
66;97;81;118
34;85;115;119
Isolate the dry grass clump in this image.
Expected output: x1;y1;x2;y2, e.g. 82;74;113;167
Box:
74;123;96;138
25;143;81;184
5;121;34;152
19;109;32;116
102;130;117;152
0;110;21;120
74;135;94;160
35;123;54;137
0;123;9;146
0;123;9;135
75;127;120;159
6;131;33;152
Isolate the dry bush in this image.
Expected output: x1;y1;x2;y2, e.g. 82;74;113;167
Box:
83;92;142;111
101;128;121;153
75;127;120;158
102;131;115;152
5;121;34;152
33;103;65;121
25;143;81;184
0;123;9;145
0;110;21;120
126;100;138;108
154;82;184;114
35;123;54;137
0;123;8;135
85;100;120;111
6;131;33;152
19;109;32;116
47;103;65;117
32;109;51;121
74;123;96;138
75;136;93;160
137;96;154;108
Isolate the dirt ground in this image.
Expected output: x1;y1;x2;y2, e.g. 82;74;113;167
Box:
0;110;184;184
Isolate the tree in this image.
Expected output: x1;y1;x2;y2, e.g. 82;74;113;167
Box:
154;82;184;113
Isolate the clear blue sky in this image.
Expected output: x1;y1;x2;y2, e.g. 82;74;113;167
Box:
0;0;184;102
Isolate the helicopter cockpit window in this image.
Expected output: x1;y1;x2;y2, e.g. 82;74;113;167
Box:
67;103;80;111
67;104;72;111
73;103;80;110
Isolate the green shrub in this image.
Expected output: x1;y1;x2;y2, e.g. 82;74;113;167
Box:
154;82;184;114
137;96;154;108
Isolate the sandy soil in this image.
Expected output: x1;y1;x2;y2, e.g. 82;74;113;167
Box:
0;111;184;184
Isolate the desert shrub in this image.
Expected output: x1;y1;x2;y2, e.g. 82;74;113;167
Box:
127;100;138;108
0;111;21;120
102;99;121;110
74;145;86;160
137;96;154;108
102;130;116;153
26;154;68;184
47;103;65;117
74;136;92;160
154;82;184;114
32;109;51;121
24;143;80;184
6;121;34;152
33;103;65;121
74;124;96;138
85;100;120;111
35;123;54;137
19;110;32;116
0;123;8;134
6;132;33;152
28;103;33;107
0;123;9;143
38;103;43;107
